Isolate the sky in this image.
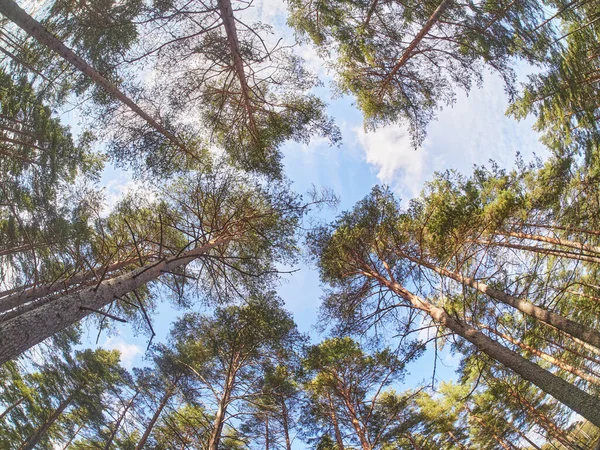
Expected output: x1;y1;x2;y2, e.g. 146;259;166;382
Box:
66;0;552;403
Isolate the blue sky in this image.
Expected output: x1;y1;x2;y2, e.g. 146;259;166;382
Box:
69;0;551;408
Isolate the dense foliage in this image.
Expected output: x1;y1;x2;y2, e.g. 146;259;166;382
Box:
0;0;599;448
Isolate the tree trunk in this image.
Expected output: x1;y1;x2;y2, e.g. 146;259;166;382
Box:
0;257;141;314
506;388;583;450
61;422;84;450
340;390;370;450
475;239;600;264
216;0;258;135
265;415;269;450
280;397;292;450
380;0;453;90
464;404;516;450
447;431;467;450
105;391;139;450
136;382;177;450
0;237;232;365
0;0;193;157
0;396;24;422
497;230;600;257
399;251;600;350
207;368;236;450
483;326;600;386
19;393;73;450
327;392;344;450
374;274;600;427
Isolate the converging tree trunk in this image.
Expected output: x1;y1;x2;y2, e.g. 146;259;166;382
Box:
369;272;600;428
0;0;194;158
0;238;231;365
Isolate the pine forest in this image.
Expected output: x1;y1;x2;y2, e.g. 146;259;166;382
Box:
1;0;600;448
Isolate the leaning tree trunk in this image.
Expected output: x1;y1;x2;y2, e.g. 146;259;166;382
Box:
483;326;600;387
105;391;139;450
0;0;194;158
399;251;600;350
19;393;73;450
372;273;600;427
380;0;453;89
135;381;178;450
0;237;232;365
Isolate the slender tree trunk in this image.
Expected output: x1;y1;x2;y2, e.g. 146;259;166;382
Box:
483;326;600;386
464;404;515;450
0;0;193;157
0;396;23;421
0;237;232;365
547;338;600;367
216;0;257;135
61;422;84;450
507;388;582;450
497;231;600;256
363;0;380;27
208;368;236;450
280;397;292;450
506;420;542;450
136;382;177;450
475;239;600;264
447;431;467;450
372;274;600;427
399;251;600;350
19;393;73;450
265;414;269;450
340;390;370;450
522;222;600;238
380;0;453;91
105;391;139;450
327;392;344;450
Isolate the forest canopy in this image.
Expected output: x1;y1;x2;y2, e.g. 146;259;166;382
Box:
0;0;600;449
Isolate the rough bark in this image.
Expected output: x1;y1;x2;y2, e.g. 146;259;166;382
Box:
280;396;292;450
0;238;231;365
399;251;600;350
216;0;258;135
0;257;142;315
372;273;600;427
0;0;194;157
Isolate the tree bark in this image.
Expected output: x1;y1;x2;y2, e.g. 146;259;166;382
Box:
399;251;600;350
371;273;600;427
0;237;232;365
0;0;195;158
0;256;142;315
216;0;258;135
19;393;73;450
467;410;514;450
475;239;600;264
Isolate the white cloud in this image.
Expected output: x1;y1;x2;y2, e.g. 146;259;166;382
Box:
355;125;436;200
354;71;548;202
101;336;143;369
